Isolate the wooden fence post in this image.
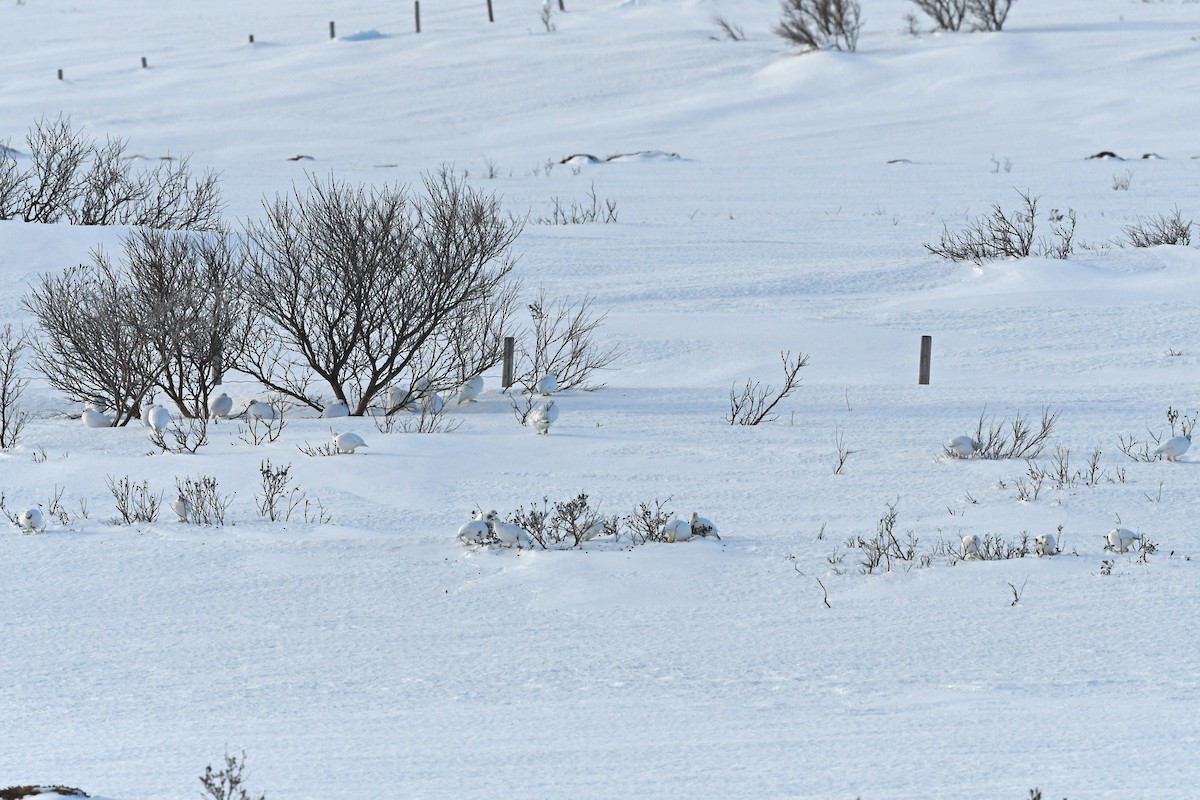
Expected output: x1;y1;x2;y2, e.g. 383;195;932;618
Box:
141;57;148;69
57;68;63;80
502;336;515;388
918;335;932;385
249;34;255;44
415;0;421;32
329;20;336;39
486;0;494;22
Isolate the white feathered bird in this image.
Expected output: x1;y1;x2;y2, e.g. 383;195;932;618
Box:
321;400;350;418
1035;533;1057;557
535;373;557;396
689;511;720;539
208;392;233;421
664;517;693;542
946;435;980;458
1154;434;1191;462
148;405;171;433
962;534;982;560
246;401;275;420
17;507;44;533
332;431;368;454
422;391;445;415
85;398;109;417
140;401;157;428
493;519;533;548
529;400;559;434
456;375;484;404
457;519;492;544
82;407;112;428
171;494;192;523
1106;528;1140;553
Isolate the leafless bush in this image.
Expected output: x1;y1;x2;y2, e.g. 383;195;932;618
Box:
540;0;556;32
850;500;920;574
256;460;304;522
298;440;339;457
711;16;747;40
1111;169;1133;191
926;191;1066;264
534;183;618;224
149;416;210;454
510;392;537;426
623;497;675;544
238;411;286;446
201;751;265;800
979;531;1031;560
107;474;162;524
372;403;461;433
7;115;222;229
909;0;968;31
236;168;519;415
832;427;855;474
969;406;1058;459
513;289;623;392
727;350;810;425
967;0;1015;31
773;0;862;52
124;227;248;417
509;493;615;549
175;475;234;526
25;258;159;425
0;324;30;448
1122;208;1193;247
1118;406;1196;461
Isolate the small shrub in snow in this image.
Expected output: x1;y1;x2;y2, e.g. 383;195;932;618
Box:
534;183;618;224
372;402;461;434
201;751;265;800
773;0;863;52
967;0;1015;31
107;475;162;524
238;410;286;446
513;289;624;392
908;0;968;31
727;350;810;426
297;440;339;457
711;16;747;41
925;191;1076;265
174;475;233;526
967;406;1059;460
0;324;30;449
149;416;210;454
508;493;616;548
1121;208;1193;247
848;499;921;573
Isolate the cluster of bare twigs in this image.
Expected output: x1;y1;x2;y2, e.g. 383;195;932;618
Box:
908;0;1016;32
968;406;1059;460
0;324;29;448
107;475;162;524
1121;208;1193;247
774;0;862;51
727;350;810;426
925;191;1076;265
513;290;624;392
255;460;330;524
174;475;234;526
533;183;618;224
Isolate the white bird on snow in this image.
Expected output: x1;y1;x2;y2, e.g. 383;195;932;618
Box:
82;406;112;428
492;518;534;548
962;534;982;560
529;399;559;434
580;518;606;542
140;400;157;428
535;372;557;396
456;375;484;404
422;391;445;415
689;511;721;539
457;510;496;545
321;400;350;418
946;435;980;458
148;405;171;433
1153;434;1191;462
171;494;192;523
246;401;275;420
664;517;693;542
17;507;44;533
1035;533;1057;557
208;391;234;422
332;431;368;454
85;397;109;417
1106;528;1140;553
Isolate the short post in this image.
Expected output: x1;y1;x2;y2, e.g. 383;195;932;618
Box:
918;335;932;385
249;33;255;44
486;0;494;22
329;20;336;39
140;56;148;69
57;68;63;80
502;336;515;389
557;0;565;10
414;0;421;32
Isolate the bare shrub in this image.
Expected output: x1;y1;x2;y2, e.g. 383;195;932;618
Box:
1122;208;1193;247
925;190;1039;264
0;141;25;219
201;751;265;800
513;289;624;392
256;460;304;522
372;402;461;433
622;498;675;544
509;493;614;549
25;257;159;425
175;475;234;526
21;115;90;224
909;0;968;31
832;427;855;474
1118;406;1196;461
237;168;519;415
970;406;1059;459
0;324;30;448
967;0;1015;31
124;227;248;417
1111;169;1133;192
149;416;210;454
238;410;286;446
849;500;920;574
107;474;162;524
534;183;618;224
298;440;339;457
712;16;747;40
773;0;863;52
727;350;810;425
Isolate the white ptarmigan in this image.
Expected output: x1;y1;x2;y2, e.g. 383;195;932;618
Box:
492;519;534;548
946;435;979;458
1035;533;1057;557
17;507;44;533
689;512;720;539
962;534;982;560
246;401;275;420
148;405;171;433
208;392;234;421
1105;528;1140;553
332;431;368;454
82;407;112;428
456;375;484;404
529;400;559;434
1153;434;1191;462
171;494;192;523
664;517;693;542
321;400;350;418
535;373;557;396
458;510;496;545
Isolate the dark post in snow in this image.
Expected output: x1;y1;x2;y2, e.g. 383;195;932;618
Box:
249;34;255;44
329;20;336;39
141;57;148;69
502;336;515;389
918;335;932;385
558;0;565;11
487;0;494;23
415;0;421;33
57;68;63;80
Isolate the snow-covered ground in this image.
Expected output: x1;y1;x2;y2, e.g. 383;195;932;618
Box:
2;0;1199;797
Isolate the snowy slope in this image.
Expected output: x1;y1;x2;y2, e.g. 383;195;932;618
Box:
2;0;1199;797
